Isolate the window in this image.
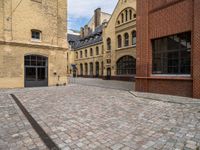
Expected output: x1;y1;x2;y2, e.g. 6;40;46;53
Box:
90;62;93;76
80;64;83;76
121;13;124;23
117;35;122;48
132;31;136;45
107;38;111;50
152;32;191;74
125;10;128;21
117;56;136;75
31;30;41;40
85;63;88;75
90;48;93;56
76;52;78;59
134;14;136;18
96;47;99;55
80;51;82;58
129;10;132;20
124;33;129;47
85;49;87;57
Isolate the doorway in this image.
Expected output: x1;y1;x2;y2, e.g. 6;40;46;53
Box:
106;68;111;80
24;55;48;87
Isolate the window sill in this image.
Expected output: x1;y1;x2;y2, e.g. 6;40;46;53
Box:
31;39;41;43
136;75;192;81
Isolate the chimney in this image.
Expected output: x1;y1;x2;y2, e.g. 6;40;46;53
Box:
94;8;101;28
80;27;84;38
84;25;89;37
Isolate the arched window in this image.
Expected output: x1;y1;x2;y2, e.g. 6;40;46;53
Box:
85;49;87;57
80;51;82;58
76;52;78;59
80;63;83;76
107;38;111;50
85;63;88;75
96;46;99;55
124;33;129;46
117;56;136;75
90;48;93;56
125;10;128;21
132;31;136;45
129;10;132;20
90;62;93;76
117;35;122;48
95;62;99;77
121;13;124;23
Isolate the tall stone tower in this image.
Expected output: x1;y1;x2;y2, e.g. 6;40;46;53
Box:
0;0;68;88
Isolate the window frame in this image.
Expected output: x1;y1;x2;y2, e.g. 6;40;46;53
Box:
31;29;41;41
152;32;191;75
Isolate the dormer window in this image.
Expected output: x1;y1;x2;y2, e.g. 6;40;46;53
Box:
31;30;41;41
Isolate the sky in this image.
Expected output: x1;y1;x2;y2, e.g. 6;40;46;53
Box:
68;0;118;31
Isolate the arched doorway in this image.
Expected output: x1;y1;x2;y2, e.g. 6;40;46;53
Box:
95;62;99;77
24;55;48;87
107;68;111;80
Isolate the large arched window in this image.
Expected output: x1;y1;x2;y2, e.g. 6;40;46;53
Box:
117;35;122;48
124;33;129;47
132;30;136;45
117;56;136;75
107;38;111;50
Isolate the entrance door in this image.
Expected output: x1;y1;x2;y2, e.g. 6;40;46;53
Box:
107;68;111;80
25;55;48;87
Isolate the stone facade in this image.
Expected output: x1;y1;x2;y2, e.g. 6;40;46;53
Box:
68;0;137;81
0;0;68;88
136;0;200;98
103;0;136;81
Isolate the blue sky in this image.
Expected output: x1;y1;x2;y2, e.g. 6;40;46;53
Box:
68;0;118;31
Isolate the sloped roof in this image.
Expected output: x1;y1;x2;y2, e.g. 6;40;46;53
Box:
68;25;103;50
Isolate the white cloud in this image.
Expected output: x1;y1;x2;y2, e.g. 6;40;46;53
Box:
68;0;117;30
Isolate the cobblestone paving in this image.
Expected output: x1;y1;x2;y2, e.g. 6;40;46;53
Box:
69;77;134;91
0;94;47;150
1;85;200;150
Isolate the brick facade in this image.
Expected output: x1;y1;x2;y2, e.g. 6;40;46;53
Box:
136;0;200;98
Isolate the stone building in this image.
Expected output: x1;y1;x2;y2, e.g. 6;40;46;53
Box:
68;0;137;81
136;0;200;98
68;8;111;78
103;0;136;81
0;0;68;88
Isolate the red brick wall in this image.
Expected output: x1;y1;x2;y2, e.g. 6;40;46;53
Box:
149;0;193;39
193;0;200;98
136;0;200;98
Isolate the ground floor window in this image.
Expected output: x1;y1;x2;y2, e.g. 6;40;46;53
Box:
117;56;136;75
152;31;191;74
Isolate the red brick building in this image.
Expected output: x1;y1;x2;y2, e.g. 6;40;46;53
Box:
136;0;200;98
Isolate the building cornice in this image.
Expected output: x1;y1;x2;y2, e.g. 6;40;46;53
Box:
0;40;68;51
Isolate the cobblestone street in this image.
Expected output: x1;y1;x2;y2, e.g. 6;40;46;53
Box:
0;83;200;150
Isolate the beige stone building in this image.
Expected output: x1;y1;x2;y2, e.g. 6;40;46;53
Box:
0;0;68;88
68;8;111;78
103;0;136;81
68;0;136;81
